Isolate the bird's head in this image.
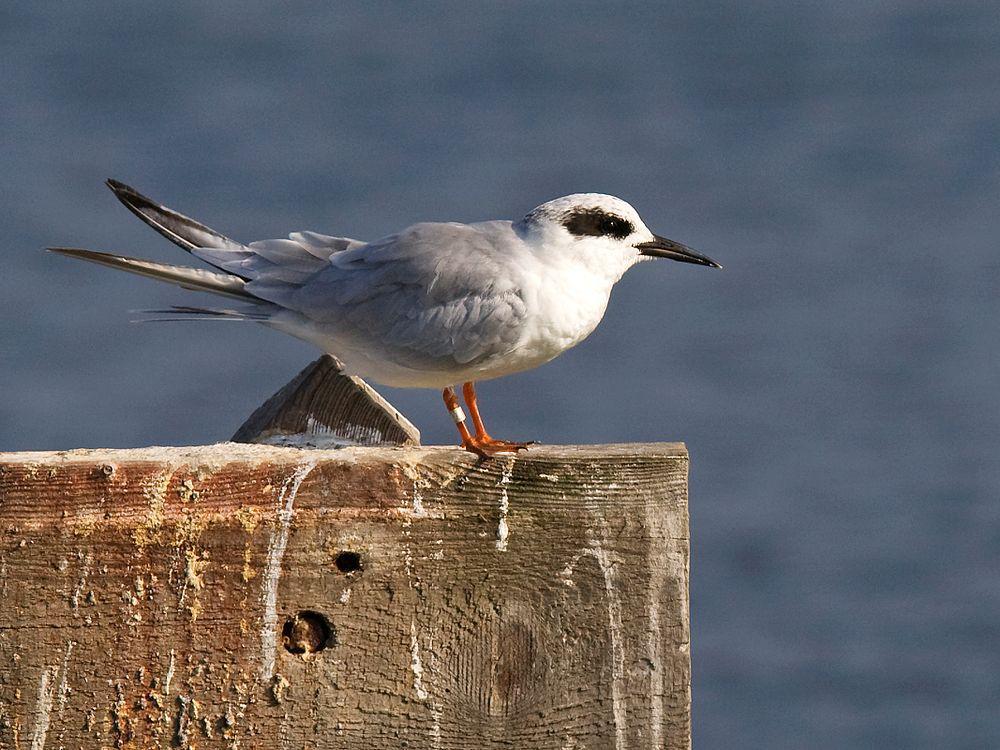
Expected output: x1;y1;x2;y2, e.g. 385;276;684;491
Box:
516;193;720;281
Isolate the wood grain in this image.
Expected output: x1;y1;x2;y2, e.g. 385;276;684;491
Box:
0;443;689;749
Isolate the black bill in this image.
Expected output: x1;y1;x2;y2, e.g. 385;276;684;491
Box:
635;234;721;268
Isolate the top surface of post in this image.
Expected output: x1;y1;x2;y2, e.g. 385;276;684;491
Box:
0;441;687;464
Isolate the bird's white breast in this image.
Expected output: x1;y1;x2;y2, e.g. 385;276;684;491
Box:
517;260;612;360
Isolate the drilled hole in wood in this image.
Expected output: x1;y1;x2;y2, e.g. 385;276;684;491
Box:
334;550;363;573
282;610;334;654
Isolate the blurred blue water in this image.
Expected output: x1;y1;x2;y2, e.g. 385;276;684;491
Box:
2;2;998;746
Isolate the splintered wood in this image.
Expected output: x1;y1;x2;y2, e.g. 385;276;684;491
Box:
0;443;690;749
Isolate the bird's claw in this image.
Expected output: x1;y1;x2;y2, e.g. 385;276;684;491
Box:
460;437;533;458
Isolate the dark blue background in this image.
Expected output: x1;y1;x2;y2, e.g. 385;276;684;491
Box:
3;2;998;746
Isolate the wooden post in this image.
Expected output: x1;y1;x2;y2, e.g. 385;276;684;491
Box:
0;443;689;749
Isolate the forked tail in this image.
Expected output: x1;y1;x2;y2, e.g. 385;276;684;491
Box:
47;246;256;301
48;180;275;315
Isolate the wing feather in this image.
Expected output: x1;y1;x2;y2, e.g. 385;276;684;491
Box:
288;231;363;258
193;232;364;287
249;221;528;370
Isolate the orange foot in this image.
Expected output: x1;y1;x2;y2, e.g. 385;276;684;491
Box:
461;436;534;458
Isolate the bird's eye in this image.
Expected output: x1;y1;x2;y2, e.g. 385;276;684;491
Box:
563;210;634;240
601;216;630;237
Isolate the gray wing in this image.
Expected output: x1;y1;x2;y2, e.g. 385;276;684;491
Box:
194;231;364;285
248;222;528;370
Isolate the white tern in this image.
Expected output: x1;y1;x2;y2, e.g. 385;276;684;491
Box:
51;180;720;456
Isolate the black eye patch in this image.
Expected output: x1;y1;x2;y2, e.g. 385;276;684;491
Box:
562;209;634;240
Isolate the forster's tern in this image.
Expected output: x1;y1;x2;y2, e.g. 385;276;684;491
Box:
51;180;720;456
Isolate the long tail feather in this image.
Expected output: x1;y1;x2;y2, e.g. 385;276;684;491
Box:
140;305;269;319
47;247;257;301
105;179;249;262
132;305;271;322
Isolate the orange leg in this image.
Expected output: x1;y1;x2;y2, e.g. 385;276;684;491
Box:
442;385;531;457
461;382;532;454
462;382;493;441
442;386;477;449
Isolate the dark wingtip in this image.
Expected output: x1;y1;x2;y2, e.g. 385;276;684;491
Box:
103;177;246;256
106;178;139;199
106;178;175;232
46;246;106;260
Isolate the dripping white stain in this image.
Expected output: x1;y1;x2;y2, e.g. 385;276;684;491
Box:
495;458;515;552
409;618;441;748
259;460;316;682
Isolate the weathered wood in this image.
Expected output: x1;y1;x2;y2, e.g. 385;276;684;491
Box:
232;354;421;447
0;443;689;749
